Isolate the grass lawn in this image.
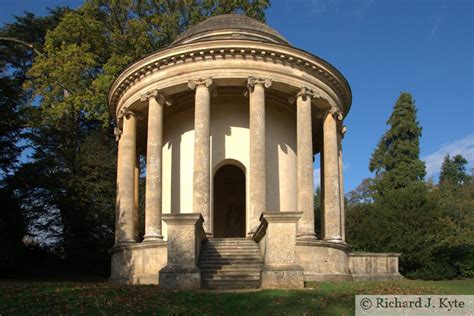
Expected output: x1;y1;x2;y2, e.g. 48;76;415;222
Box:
0;279;472;315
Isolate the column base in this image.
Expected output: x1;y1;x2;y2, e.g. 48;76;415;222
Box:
115;240;137;245
297;233;318;240
159;266;201;290
324;237;343;243
143;235;163;242
261;265;304;289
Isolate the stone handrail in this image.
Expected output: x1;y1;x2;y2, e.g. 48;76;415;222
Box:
251;213;268;243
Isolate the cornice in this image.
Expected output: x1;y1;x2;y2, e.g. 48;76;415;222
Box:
108;40;352;118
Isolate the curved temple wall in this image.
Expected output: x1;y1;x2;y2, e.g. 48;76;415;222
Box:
161;94;297;237
108;14;401;287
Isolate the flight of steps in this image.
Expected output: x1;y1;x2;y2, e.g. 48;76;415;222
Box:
198;238;263;290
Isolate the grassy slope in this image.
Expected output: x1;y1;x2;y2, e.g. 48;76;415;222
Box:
0;279;472;315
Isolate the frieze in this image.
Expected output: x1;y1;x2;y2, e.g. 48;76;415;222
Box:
109;44;350;112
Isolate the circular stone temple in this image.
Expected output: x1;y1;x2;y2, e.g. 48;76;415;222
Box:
108;14;401;289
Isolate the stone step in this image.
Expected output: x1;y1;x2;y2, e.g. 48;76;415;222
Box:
202;274;260;281
202;245;260;251
202;270;261;276
199;254;262;259
207;238;252;242
199;238;263;289
199;254;262;262
201;247;260;252
199;263;263;270
202;279;261;290
201;252;261;257
198;258;263;265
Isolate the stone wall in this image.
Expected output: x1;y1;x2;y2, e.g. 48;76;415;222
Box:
349;253;403;281
109;241;167;284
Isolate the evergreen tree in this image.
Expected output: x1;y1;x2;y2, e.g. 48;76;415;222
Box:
369;92;426;194
439;154;471;186
8;1;270;274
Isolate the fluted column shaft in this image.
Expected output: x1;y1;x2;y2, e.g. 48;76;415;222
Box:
116;110;137;243
337;125;346;242
248;77;271;234
189;78;212;234
323;110;342;242
114;128;122;244
143;91;164;241
134;156;140;241
296;89;316;239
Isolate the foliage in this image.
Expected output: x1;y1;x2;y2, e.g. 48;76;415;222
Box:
439;154;472;186
0;9;67;176
2;1;270;276
369;92;426;194
346;92;473;280
27;0;270;126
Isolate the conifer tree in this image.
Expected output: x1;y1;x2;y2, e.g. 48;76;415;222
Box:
369;92;426;194
439;154;471;186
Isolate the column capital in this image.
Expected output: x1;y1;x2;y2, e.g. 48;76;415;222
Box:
188;77;213;90
288;86;320;104
118;107;142;120
338;124;347;139
297;86;320;100
113;127;122;141
140;89;172;106
247;77;272;91
317;106;343;121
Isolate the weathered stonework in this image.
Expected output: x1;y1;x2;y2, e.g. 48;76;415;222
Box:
257;212;304;289
159;214;206;289
349;253;403;281
108;14;401;289
110;241;167;284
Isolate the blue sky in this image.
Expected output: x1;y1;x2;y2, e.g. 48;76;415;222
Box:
1;0;473;191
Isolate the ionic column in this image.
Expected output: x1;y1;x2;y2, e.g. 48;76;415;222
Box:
247;77;272;234
142;90;166;241
114;127;122;244
134;155;140;241
322;109;343;242
338;124;347;241
296;87;316;239
188;78;213;234
116;108;138;243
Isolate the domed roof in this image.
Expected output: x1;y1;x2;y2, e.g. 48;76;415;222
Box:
172;14;290;46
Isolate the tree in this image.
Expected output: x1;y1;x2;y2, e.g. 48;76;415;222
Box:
27;0;270;126
439;154;471;186
0;9;69;274
0;9;67;177
12;1;270;275
369;92;426;194
347;93;474;279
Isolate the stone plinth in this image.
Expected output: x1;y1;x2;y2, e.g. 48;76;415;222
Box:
259;212;304;289
296;240;352;281
159;213;206;289
349;253;403;281
109;240;167;284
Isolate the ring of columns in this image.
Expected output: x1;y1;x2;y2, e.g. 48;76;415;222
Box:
109;14;358;286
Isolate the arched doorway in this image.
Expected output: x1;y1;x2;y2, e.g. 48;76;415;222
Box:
213;164;246;238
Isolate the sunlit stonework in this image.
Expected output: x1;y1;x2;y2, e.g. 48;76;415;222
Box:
108;14;401;289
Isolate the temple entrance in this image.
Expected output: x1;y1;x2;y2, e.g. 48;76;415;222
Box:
213;164;246;238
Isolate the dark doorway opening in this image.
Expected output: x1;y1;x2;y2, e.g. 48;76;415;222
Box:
213;164;246;238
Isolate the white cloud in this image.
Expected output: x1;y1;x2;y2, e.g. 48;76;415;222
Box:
423;134;474;177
